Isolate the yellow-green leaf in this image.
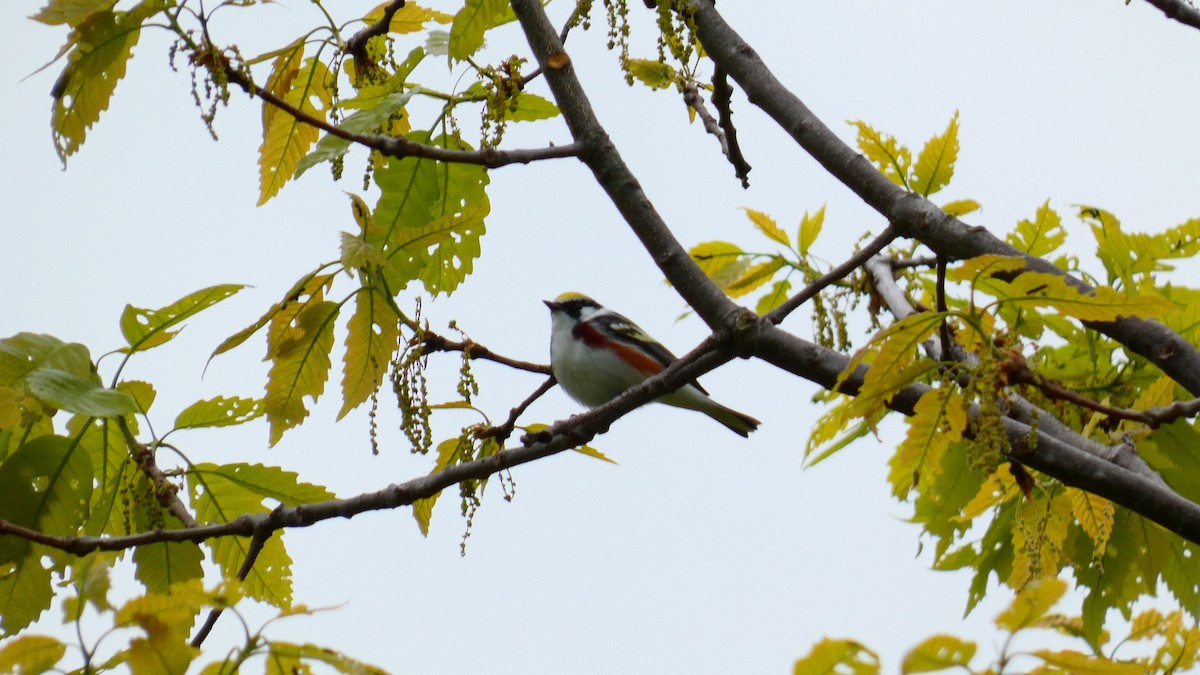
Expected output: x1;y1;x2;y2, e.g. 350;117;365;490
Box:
627;58;677;89
173;396;264;430
1008;200;1065;257
448;0;507;61
338;290;401;419
363;1;453;33
947;254;1027;284
0;635;66;674
1068;487;1114;558
265;300;339;445
689;241;748;288
757;279;792;316
793;638;880;675
889;388;966;499
996;577;1067;632
258;57;333;205
849;120;911;188
1003;272;1174;322
798;206;826;255
912;111;960;197
508;93;561;122
726;258;786;298
743;208;789;246
121;285;245;353
51;9;140;161
901;634;976;674
1029;649;1145;674
32;0;115;25
266;642;389;675
413;437;466;535
188;464;333;606
941;199;980;217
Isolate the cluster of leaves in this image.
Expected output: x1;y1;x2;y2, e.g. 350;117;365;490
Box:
0;579;390;674
0;287;335;643
695;114;1200;647
793;577;1200;674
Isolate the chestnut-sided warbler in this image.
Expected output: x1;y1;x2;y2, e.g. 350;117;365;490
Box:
544;292;760;437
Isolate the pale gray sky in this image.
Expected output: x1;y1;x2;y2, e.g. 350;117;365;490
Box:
3;1;1200;672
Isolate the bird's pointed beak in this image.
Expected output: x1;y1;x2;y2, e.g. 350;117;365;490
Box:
543;300;562;311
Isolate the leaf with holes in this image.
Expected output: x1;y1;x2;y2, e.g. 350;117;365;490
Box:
120;285;245;353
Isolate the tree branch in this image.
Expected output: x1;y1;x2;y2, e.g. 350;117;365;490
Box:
509;0;744;335
710;66;752;188
764;225;898;325
688;0;1200;398
419;333;552;375
0;339;733;556
207;48;580;168
1142;0;1200;31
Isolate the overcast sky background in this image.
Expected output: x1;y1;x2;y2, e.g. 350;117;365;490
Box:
4;1;1200;672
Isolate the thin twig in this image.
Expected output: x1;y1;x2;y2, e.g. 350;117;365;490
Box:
189;526;272;647
477;376;557;445
118;418;200;529
420;333;552;375
206;48;580;168
764;225;898;325
682;80;748;188
345;0;405;67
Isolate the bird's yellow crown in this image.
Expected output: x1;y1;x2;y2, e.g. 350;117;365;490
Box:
553;291;594;303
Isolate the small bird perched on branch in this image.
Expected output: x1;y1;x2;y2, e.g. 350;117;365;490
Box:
544;292;760;436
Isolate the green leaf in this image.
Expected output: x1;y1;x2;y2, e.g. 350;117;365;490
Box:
448;0;507;61
120;285;245;353
51;8;141;161
888;388;966;499
1030;650;1144;674
792;638;880;675
118;380;155;414
507;93;561;122
689;241;748;289
264;300;340;445
996;577;1067;632
849;120;911;188
941;199;980;217
947;254;1027;285
132;515;204;594
911;111;959;197
0;333;93;387
25;368;136;417
0;436;93;633
32;0;115;25
266;642;389;675
756;279;792;316
412;437;465;535
742;208;789;246
362;1;453;33
339;290;401;419
373;133;490;295
901;634;976;673
1007;200;1065;258
1001;271;1174;322
295;89;417;179
0;635;66;674
726;258;786;298
188;464;333;606
627;59;677;89
173;396;264;431
258;56;333;205
209;271;336;361
798;206;826;255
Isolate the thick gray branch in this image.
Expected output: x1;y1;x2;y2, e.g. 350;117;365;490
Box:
689;0;1200;398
